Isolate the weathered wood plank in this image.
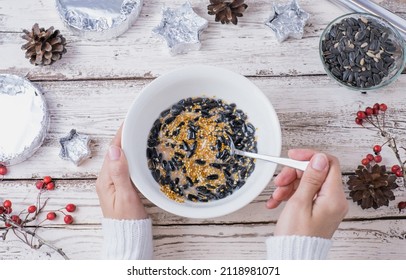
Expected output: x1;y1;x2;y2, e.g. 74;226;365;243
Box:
2;75;406;178
153;220;406;260
0;178;404;225
0;220;405;259
0;225;102;260
0;0;404;80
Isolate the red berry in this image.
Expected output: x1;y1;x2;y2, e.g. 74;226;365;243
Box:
46;182;55;190
64;215;74;224
5;222;11;227
11;215;21;225
27;205;37;213
366;154;374;161
373;145;382;153
372;108;379;115
355;118;363;125
361;158;370;165
0;165;7;176
365;107;373;115
65;204;76;213
373;103;380;110
395;169;403;177
374;155;382;163
379;103;387;111
5;207;12;214
43;176;52;184
0;206;4;214
3;200;12;208
391;165;401;173
36;180;45;189
357;111;366;119
47;212;56;220
398;201;406;212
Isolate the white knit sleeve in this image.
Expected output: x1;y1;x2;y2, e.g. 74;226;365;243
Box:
101;218;153;259
266;235;332;260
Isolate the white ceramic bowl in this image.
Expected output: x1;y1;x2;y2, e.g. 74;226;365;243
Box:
122;65;281;218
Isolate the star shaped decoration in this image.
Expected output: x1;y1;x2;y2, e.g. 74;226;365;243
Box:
265;0;310;43
59;129;92;166
153;2;208;55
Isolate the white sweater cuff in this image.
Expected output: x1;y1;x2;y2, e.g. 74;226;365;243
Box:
266;235;332;260
102;218;153;259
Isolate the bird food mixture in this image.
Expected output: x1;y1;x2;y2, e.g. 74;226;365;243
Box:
146;97;257;203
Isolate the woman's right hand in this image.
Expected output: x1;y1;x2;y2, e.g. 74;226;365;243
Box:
267;149;348;239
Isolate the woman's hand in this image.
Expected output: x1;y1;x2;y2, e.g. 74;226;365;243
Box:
267;149;348;239
96;126;148;220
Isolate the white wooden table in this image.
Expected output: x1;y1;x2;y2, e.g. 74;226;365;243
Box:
0;0;405;260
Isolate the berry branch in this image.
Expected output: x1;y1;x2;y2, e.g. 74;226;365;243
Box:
0;176;77;259
355;103;406;183
352;103;406;211
3;218;69;260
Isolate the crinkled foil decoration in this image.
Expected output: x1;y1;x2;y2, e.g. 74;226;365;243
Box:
0;74;49;166
55;0;143;40
265;0;310;43
59;129;92;166
153;2;208;55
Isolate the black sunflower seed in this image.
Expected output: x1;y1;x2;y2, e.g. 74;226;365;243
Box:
172;128;180;136
147;137;158;147
187;128;196;140
162;176;171;185
152;169;160;181
171;104;184;116
206;184;216;189
207;174;219;180
224;169;232;178
160;109;170;117
196;186;210;194
210;163;222;169
168;160;176;171
181;140;190;151
186;176;194;186
186;143;196;159
165;116;176;125
195;159;206;165
146;147;153;159
147;160;156;170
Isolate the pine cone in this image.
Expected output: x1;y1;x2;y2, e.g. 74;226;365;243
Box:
21;23;67;66
207;0;248;25
347;164;398;209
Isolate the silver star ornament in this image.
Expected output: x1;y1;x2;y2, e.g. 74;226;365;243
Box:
153;2;208;55
59;129;92;166
265;0;310;43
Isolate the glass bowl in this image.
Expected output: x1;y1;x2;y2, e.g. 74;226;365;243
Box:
319;12;405;91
